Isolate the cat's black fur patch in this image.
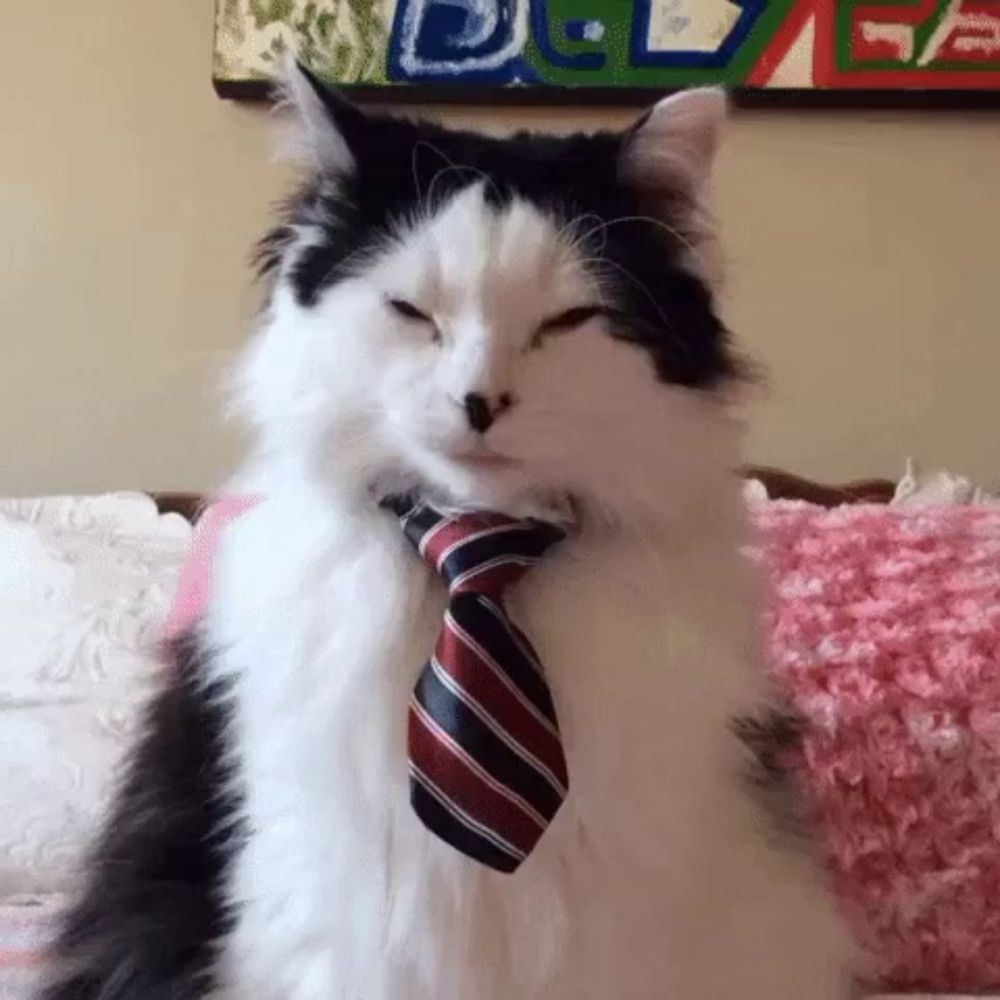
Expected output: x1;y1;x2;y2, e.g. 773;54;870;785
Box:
731;708;810;846
257;69;735;389
40;634;241;1000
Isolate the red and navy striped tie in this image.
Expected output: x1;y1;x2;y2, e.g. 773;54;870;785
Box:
391;499;569;873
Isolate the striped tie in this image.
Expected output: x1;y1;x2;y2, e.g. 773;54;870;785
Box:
390;498;569;873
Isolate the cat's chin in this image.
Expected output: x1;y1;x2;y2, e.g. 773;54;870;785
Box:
369;447;571;523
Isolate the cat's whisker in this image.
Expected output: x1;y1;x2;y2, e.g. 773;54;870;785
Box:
575;214;707;271
411;139;456;209
557;212;606;255
426;162;500;210
571;255;695;368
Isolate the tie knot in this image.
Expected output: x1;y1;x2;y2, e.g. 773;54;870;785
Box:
391;499;564;596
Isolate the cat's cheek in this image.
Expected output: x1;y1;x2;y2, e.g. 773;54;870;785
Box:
376;350;439;413
381;390;464;459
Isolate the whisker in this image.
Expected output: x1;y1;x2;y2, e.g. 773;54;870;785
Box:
557;253;697;370
575;214;707;271
426;162;499;208
557;212;607;256
411;139;456;210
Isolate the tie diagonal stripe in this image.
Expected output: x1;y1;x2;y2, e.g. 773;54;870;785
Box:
409;762;527;864
429;655;568;798
410;698;549;833
442;610;562;742
449;596;560;726
390;498;568;872
431;522;526;572
414;668;564;820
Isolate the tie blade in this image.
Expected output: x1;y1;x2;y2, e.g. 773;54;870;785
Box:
409;768;524;874
448;595;563;735
437;604;568;785
408;691;567;872
394;498;569;871
413;668;566;820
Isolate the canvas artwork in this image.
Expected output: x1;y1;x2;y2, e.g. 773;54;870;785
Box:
213;1;1000;99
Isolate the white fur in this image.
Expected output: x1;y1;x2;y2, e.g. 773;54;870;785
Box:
206;98;851;999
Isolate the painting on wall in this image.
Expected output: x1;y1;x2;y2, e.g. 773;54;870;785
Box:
213;1;1000;102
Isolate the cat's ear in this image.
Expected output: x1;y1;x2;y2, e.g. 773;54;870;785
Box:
620;88;727;199
277;61;368;176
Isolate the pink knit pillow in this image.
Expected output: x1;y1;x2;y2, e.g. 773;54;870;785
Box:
754;502;1000;993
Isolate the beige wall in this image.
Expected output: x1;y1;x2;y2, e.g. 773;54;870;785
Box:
2;1;998;495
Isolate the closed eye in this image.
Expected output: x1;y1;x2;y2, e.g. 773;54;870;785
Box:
529;305;603;350
386;297;442;343
539;305;602;332
386;297;432;323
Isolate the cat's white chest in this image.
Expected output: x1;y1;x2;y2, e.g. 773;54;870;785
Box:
210;503;836;1000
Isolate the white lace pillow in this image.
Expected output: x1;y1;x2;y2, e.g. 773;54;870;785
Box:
0;493;192;896
892;458;1000;507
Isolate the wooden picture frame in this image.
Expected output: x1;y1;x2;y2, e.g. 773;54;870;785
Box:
213;1;1000;107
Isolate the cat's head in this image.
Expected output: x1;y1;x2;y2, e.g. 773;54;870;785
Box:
238;65;745;523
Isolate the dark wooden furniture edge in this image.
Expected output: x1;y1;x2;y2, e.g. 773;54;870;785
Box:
214;78;1000;111
152;493;206;523
741;466;897;507
151;471;895;524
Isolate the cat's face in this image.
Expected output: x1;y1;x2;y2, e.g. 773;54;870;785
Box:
240;67;743;519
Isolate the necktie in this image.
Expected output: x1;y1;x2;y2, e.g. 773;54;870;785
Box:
389;498;569;873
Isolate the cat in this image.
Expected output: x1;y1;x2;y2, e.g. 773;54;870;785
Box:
40;65;853;1000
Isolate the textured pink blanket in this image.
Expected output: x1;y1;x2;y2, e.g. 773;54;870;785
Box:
756;502;1000;992
164;498;1000;993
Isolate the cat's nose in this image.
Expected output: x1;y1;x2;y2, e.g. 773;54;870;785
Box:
463;392;513;434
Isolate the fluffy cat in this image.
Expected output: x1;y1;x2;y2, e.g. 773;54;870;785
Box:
41;67;853;1000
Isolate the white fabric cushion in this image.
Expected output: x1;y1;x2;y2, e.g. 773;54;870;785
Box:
892;457;1000;507
0;493;191;896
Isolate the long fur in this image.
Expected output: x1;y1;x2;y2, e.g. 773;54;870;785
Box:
42;71;852;1000
39;637;238;1000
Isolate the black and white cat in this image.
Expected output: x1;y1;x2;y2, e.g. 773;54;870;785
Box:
41;67;852;1000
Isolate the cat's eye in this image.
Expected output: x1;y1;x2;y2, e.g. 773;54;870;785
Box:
540;306;602;332
387;297;432;323
386;297;441;344
529;305;603;350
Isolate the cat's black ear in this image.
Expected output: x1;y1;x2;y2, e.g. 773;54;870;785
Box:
279;60;369;176
620;88;727;199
